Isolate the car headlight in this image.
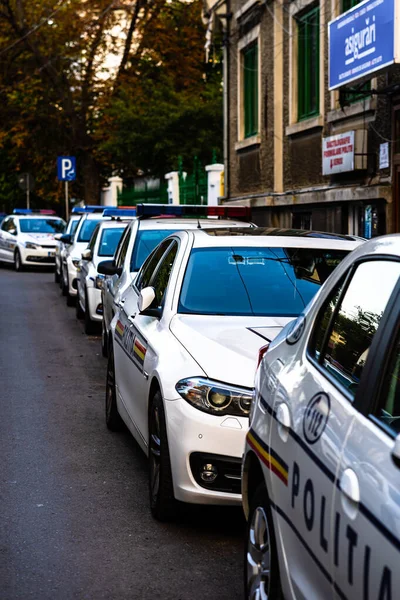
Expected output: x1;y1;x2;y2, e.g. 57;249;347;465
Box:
95;274;105;290
72;258;80;268
25;242;39;249
176;377;252;417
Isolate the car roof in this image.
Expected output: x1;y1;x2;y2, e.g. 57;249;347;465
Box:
137;219;253;230
96;219;131;231
170;227;361;250
13;214;62;220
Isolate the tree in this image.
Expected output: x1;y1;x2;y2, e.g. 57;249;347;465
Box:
0;0;222;209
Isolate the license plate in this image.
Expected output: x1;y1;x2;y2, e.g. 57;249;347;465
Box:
48;251;55;257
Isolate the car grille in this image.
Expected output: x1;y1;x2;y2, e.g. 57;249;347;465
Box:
26;255;55;263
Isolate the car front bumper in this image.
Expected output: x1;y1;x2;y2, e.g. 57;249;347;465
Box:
20;245;56;265
86;285;103;322
164;397;248;505
64;260;78;296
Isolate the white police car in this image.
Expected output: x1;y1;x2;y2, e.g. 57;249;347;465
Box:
98;204;255;357
105;227;359;521
61;211;109;306
0;209;65;270
54;213;81;284
76;210;135;334
242;234;400;600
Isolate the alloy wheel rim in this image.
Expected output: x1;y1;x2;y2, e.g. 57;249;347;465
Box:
246;506;271;600
149;405;161;502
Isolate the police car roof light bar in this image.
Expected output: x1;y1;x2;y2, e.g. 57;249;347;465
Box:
71;205;105;214
102;208;137;218
136;204;251;221
13;208;57;215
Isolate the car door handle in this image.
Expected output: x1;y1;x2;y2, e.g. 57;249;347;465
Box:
117;298;126;309
340;468;360;504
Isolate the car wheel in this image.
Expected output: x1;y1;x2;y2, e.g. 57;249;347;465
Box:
101;319;108;358
245;482;283;600
14;249;23;272
84;290;98;335
65;271;75;307
105;347;123;431
76;293;84;319
148;391;177;521
54;267;60;283
60;267;66;293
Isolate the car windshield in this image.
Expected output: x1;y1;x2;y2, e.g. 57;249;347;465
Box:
98;227;126;257
178;247;349;317
130;229;177;271
77;219;102;242
19;218;65;234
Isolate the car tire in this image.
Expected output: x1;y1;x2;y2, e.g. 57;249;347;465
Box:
60;267;66;293
14;249;23;272
105;347;124;431
148;390;177;522
54;267;60;284
244;482;283;600
101;319;108;358
84;290;98;335
76;293;84;319
65;271;75;307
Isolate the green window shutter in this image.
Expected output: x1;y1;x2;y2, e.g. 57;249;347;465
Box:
243;42;258;138
297;6;320;121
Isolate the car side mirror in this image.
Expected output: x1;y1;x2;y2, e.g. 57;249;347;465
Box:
10;228;17;236
138;287;160;318
392;434;400;468
97;259;122;277
81;248;92;261
60;233;72;244
54;233;63;241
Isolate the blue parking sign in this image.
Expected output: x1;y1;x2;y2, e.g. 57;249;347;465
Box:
57;156;76;181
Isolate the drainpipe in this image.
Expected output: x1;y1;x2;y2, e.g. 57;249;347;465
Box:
223;0;231;200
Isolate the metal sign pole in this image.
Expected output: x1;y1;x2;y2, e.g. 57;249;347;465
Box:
65;181;69;220
26;175;30;209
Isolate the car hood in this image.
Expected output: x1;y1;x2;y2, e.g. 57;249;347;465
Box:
19;233;57;245
169;314;293;388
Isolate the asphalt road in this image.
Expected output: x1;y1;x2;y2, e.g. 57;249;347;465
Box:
0;267;244;600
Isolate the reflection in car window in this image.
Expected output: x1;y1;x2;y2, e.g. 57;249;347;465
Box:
376;338;400;435
19;218;65;233
178;247;348;316
316;261;400;398
115;230;130;268
130;229;177;272
69;219;79;236
136;240;172;292
150;242;178;308
88;224;100;251
98;227;125;257
77;218;102;242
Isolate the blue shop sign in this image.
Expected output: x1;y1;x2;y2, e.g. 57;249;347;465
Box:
329;0;398;90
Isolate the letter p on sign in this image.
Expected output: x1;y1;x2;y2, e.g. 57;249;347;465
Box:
57;156;76;181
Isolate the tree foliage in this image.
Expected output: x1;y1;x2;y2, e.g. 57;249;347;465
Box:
0;0;222;212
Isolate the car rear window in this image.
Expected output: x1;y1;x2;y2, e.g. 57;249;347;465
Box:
178;247;348;317
98;227;126;257
77;219;102;242
130;229;176;271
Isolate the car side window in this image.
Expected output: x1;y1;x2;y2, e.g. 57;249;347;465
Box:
88;225;99;251
136;240;172;292
115;230;131;268
150;241;178;309
310;260;400;399
375;337;400;435
1;217;10;231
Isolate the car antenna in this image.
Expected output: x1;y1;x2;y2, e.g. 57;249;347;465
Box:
197;218;202;229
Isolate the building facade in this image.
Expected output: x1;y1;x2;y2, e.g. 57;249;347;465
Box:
205;0;400;237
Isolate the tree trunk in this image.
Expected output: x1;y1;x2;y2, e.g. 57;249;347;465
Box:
80;152;101;204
